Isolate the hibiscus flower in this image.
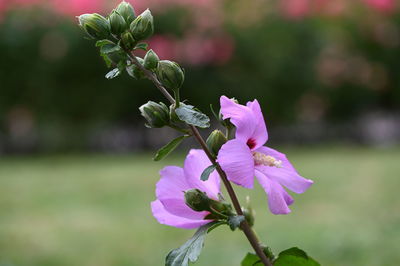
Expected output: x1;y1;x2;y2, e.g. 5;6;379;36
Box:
151;149;221;229
217;96;313;214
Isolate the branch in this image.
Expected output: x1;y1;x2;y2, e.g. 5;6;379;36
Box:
128;52;272;266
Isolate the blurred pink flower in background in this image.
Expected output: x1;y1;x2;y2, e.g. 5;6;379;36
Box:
280;0;311;19
364;0;396;13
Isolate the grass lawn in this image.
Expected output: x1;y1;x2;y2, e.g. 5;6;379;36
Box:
0;146;399;266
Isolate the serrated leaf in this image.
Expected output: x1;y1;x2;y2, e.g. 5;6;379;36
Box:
200;165;216;181
274;247;320;266
241;253;262;266
105;68;120;79
134;42;148;51
227;215;245;231
166;222;216;266
153;135;187;161
175;105;210;128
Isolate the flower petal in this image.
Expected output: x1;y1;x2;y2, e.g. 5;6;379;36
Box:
220;96;257;144
217;139;255;188
184;149;220;199
156;166;189;201
151;200;210;229
256;146;313;194
255;170;292;215
156;166;207;220
246;99;268;148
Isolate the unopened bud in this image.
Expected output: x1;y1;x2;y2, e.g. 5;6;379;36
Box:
130;9;154;41
121;31;135;50
126;57;145;79
115;1;136;24
206;130;227;156
143;49;159;70
109;10;127;35
139;101;170;128
184;189;211;212
156;60;184;92
78;13;110;39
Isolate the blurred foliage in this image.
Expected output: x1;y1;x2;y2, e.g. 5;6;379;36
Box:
0;1;400;151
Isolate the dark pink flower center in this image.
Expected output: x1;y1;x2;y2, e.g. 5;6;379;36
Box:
246;138;256;149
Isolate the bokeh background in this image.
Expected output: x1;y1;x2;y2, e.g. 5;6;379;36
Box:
1;0;400;265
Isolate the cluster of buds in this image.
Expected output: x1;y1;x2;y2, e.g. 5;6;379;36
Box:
78;1;152;44
77;1;185;100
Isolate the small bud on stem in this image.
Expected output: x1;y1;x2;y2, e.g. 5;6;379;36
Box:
139;101;170;128
144;49;159;70
115;1;136;24
130;9;154;41
184;189;211;212
206;130;227;157
109;10;127;35
78;13;111;39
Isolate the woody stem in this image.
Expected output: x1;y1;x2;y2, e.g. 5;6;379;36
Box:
127;52;272;266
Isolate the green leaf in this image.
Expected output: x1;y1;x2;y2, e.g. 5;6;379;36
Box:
105;68;120;79
100;43;121;54
153;135;187;161
95;39;115;47
241;253;262;266
175;105;210;128
166;222;216;266
227;215;245;231
134;42;148;51
274;247;320;266
100;53;112;68
200;165;216;181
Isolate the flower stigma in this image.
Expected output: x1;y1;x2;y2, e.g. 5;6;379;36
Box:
253;152;282;168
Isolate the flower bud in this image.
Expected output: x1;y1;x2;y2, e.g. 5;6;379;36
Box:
109;10;126;35
115;1;136;25
143;49;159;70
129;9;154;41
156;60;184;91
121;31;135;50
139;101;170;128
206;130;227;156
126;57;145;79
184;189;211;212
78;13;110;39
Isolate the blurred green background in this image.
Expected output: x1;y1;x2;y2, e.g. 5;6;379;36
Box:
1;0;400;265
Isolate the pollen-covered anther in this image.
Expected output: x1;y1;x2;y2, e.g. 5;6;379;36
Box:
253;152;282;168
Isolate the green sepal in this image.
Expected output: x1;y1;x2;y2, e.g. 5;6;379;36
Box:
153;135;188;161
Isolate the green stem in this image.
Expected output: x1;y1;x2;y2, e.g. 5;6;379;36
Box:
174;90;180;108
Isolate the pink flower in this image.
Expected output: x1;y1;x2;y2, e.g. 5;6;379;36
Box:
151;149;220;229
217;96;313;214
